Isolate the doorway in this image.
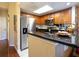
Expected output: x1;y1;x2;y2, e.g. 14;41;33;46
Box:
0;9;8;57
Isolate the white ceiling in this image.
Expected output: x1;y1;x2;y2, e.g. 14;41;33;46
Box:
20;2;78;16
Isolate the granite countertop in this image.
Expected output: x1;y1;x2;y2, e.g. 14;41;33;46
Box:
28;32;79;48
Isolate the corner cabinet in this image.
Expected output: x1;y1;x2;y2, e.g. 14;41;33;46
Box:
28;34;72;57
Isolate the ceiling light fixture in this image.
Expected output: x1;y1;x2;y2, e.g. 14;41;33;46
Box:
67;2;71;5
33;5;53;14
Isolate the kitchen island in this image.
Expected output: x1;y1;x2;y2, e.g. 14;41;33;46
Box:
28;31;79;48
28;31;79;57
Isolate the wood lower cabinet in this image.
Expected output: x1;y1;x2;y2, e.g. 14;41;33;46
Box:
28;34;72;57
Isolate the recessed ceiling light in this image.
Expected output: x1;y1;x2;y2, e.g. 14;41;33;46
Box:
33;5;53;14
66;2;71;5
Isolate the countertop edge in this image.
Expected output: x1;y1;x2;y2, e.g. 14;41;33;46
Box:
28;33;79;48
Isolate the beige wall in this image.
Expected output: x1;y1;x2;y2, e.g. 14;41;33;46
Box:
0;10;8;16
0;2;8;9
8;2;20;50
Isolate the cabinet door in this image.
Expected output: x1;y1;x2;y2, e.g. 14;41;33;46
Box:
63;9;71;24
76;7;79;45
54;12;62;24
35;16;45;25
77;7;79;28
35;17;41;25
28;35;56;57
38;16;43;25
40;15;49;25
40;16;46;25
60;11;64;24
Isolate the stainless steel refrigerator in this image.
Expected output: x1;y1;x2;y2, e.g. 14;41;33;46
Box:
20;15;36;51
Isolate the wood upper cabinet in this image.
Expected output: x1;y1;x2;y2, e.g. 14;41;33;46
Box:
63;9;71;24
35;16;41;25
54;9;71;24
35;9;71;25
40;15;49;25
54;12;62;24
40;16;45;25
76;6;79;27
40;14;55;25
